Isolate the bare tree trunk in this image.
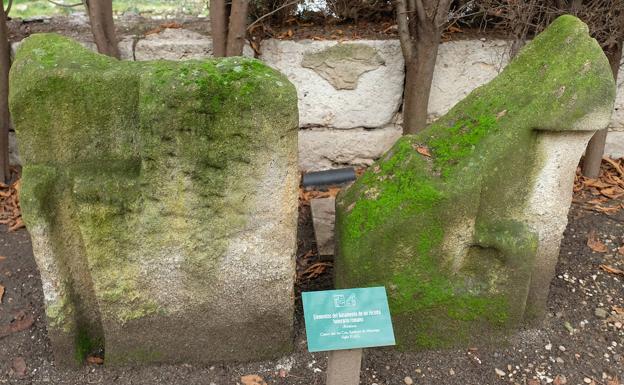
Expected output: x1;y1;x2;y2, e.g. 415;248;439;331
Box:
84;0;120;59
395;0;452;135
210;0;228;57
225;0;250;57
0;3;10;183
403;39;440;134
582;42;622;178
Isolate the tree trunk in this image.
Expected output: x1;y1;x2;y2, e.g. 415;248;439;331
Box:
84;0;120;59
581;42;622;178
210;0;228;57
402;35;440;134
225;0;250;57
0;3;10;183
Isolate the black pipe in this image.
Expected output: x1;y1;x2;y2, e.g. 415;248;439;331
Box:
302;167;356;187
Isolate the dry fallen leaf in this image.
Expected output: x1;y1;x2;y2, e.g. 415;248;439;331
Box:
607;377;620;385
618;245;624;256
612;305;624;315
584;179;612;188
241;374;267;385
12;179;20;194
593;204;622;215
11;357;27;378
144;27;163;36
0;310;34;338
9;217;24;232
86;355;104;365
605;157;624;177
553;375;568;385
299;187;342;204
413;144;432;157
496;109;508;119
0;284;4;303
605;313;624;327
301;262;332;279
527;378;541;385
600;186;624;199
0;170;22;230
160;22;183;29
587;230;608;253
599;264;624;276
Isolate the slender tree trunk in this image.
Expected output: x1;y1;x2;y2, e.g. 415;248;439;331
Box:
225;0;250;57
0;3;10;183
582;42;622;178
395;0;452;135
210;0;228;57
84;0;120;59
403;38;440;134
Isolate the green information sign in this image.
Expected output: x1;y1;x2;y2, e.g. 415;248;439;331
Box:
302;287;396;352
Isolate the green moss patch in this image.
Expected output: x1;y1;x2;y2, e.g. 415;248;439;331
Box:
10;33;298;364
335;15;616;350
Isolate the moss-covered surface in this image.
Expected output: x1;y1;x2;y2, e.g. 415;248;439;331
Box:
335;15;616;349
10;33;298;364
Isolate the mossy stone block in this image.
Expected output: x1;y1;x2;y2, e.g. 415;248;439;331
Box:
335;16;616;349
10;33;299;365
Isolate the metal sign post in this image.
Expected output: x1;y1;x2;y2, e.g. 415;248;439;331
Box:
302;287;396;385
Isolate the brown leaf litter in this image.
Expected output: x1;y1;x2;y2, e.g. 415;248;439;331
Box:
574;157;624;215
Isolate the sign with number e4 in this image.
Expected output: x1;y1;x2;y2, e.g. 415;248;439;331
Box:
302;287;396;352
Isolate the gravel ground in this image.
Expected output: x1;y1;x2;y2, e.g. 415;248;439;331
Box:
0;200;622;385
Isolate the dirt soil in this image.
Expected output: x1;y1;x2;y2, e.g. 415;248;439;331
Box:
0;172;622;384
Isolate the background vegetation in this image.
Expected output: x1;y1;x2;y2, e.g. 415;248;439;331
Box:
9;0;209;19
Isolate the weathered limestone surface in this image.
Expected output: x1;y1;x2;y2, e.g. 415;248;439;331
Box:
428;40;510;120
603;46;623;158
299;125;402;170
133;28;254;61
260;39;405;129
261;38;512;169
334;16;616;349
612;60;624;128
310;197;336;257
10;28;252;63
606;132;624;158
301;43;385;90
10;34;299;365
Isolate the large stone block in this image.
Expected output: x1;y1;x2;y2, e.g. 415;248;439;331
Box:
298;125;402;171
133;28;253;61
611;58;624;131
605;131;624;158
334;16;616;349
10;34;299;365
428;40;510;120
260;39;404;129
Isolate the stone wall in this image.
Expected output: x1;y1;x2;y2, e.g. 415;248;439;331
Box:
259;37;623;171
9;28;624;170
